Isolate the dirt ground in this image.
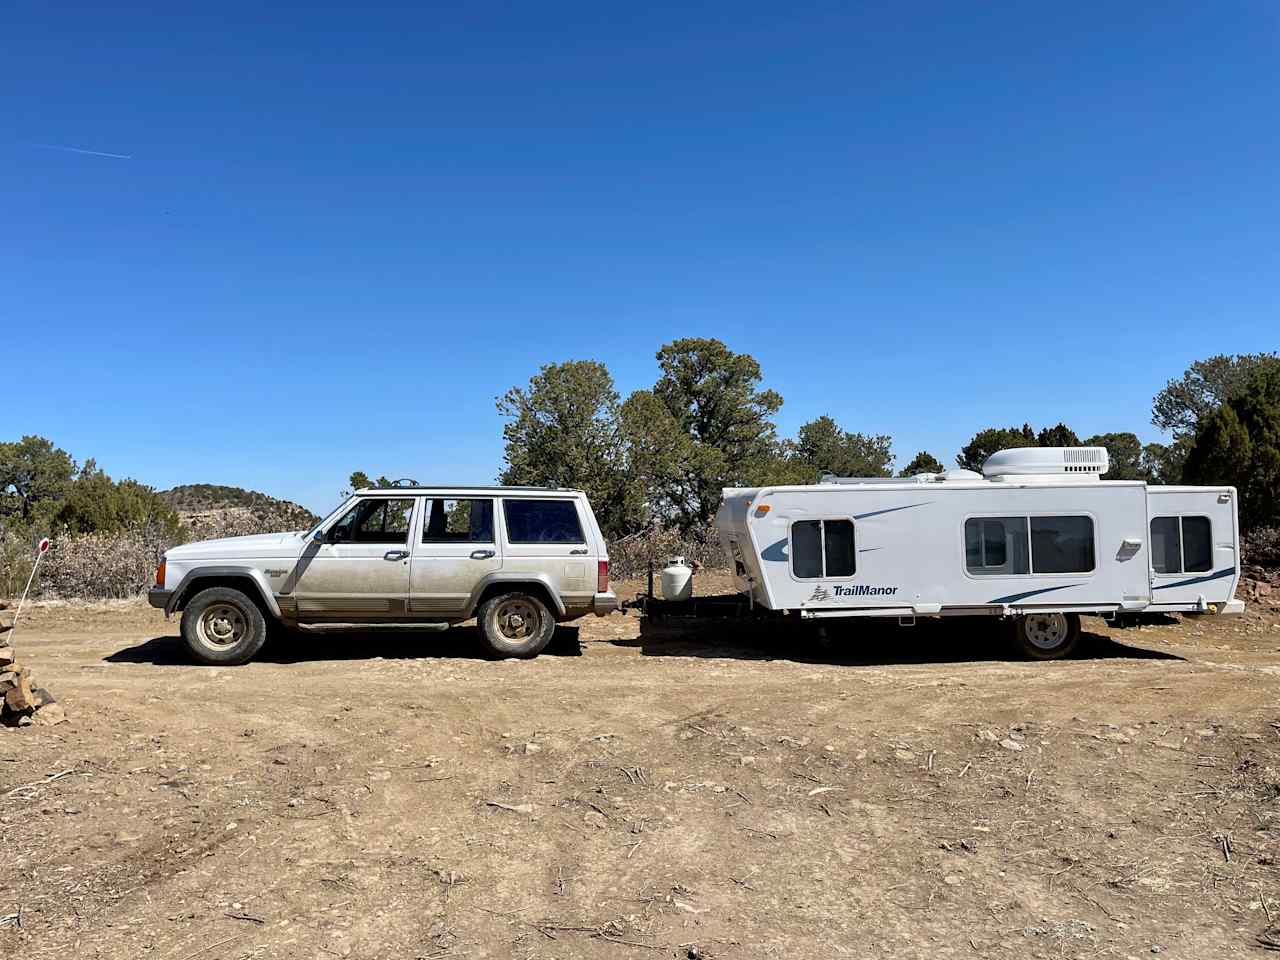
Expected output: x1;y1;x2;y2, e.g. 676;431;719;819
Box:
4;574;1280;960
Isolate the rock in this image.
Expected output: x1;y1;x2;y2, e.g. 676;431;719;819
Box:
522;742;542;754
943;874;964;885
999;738;1024;752
583;811;607;829
0;647;15;667
17;714;32;727
4;676;36;712
33;702;67;726
976;729;998;742
894;749;916;761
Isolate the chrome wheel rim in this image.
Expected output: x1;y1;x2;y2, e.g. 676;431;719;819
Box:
494;598;539;643
1024;613;1069;651
198;603;246;647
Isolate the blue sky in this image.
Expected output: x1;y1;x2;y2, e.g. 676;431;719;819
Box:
4;2;1277;513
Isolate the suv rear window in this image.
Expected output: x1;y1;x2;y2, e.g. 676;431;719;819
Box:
503;499;585;544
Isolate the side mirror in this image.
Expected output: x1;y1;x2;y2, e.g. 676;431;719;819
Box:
312;528;326;544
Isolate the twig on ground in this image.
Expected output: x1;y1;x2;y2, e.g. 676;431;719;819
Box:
178;934;242;960
4;768;75;798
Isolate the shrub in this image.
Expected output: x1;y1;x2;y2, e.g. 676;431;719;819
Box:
1244;527;1280;570
37;531;169;599
607;524;727;582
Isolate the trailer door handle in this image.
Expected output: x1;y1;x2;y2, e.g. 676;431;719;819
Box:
569;548;588;555
384;550;410;561
470;549;495;559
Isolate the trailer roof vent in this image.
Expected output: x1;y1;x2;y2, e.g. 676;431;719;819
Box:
982;446;1109;480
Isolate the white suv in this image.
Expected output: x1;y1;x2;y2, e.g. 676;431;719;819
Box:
149;486;618;664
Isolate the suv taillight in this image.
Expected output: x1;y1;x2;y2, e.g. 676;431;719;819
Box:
155;559;166;587
598;560;609;593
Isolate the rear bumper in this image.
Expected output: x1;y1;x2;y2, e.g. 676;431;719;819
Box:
148;587;173;611
593;592;620;616
1221;599;1246;616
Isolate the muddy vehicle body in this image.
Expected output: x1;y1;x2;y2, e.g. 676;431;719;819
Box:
150;486;617;664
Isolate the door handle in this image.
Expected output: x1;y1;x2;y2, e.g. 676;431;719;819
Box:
470;549;495;560
569;549;588;555
384;550;409;561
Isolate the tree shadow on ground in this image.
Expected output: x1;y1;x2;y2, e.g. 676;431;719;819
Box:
104;623;583;666
616;607;1184;667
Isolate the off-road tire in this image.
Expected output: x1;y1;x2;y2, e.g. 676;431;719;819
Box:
181;587;269;665
1010;612;1081;661
477;591;556;659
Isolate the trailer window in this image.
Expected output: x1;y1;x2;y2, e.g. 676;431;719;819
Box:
824;520;856;577
1150;517;1181;574
964;517;1029;575
1030;516;1095;574
791;519;855;579
1181;516;1212;572
1151;516;1212;574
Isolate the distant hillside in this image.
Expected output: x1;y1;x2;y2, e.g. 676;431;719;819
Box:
160;484;319;538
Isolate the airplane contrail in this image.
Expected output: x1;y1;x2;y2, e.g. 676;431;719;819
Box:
30;142;133;160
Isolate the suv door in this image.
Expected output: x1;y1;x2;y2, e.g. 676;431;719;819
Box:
410;496;501;617
291;497;416;620
498;497;595;606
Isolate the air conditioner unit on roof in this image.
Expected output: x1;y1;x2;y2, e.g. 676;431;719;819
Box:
982;446;1109;479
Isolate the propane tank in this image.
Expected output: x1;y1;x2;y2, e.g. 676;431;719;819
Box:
660;556;694;602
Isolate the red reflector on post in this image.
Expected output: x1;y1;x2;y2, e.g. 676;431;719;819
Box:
598;560;609;593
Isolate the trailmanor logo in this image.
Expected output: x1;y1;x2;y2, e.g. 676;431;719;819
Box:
807;584;899;602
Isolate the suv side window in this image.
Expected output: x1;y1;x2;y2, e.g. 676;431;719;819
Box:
329;498;414;544
422;498;494;543
503;499;585;544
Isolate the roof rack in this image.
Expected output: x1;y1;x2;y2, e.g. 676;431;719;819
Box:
359;484;582;493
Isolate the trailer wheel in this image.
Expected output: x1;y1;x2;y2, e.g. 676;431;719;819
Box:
1011;612;1080;660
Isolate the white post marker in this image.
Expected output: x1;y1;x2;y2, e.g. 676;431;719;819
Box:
8;537;51;648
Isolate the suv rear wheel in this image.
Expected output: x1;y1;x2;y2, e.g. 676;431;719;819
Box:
181;587;268;665
477;591;556;659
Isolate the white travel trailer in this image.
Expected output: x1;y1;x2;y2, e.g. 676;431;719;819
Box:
714;447;1244;658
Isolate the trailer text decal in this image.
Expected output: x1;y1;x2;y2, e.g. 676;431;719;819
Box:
808;584;898;602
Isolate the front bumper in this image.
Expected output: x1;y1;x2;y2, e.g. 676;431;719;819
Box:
593;592;620;616
148;587;173;611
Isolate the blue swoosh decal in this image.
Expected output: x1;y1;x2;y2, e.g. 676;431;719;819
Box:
989;584;1080;604
854;502;933;520
1152;567;1236;591
760;503;929;563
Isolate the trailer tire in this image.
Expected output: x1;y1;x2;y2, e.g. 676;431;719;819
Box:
477;591;556;659
180;587;268;665
1011;612;1080;660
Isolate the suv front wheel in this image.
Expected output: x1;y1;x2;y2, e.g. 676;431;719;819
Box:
477;591;556;659
181;587;269;665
